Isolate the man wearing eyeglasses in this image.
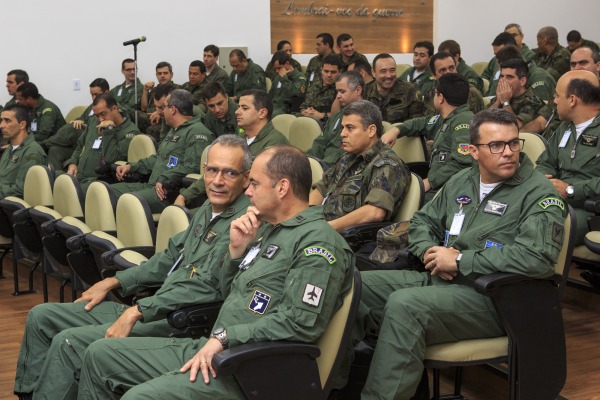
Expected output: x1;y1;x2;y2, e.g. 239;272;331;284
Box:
15;135;252;400
112;88;214;213
353;108;566;399
64;93;140;193
110;58;143;118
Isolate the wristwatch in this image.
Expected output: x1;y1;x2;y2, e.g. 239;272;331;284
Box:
211;327;229;349
502;101;511;107
455;253;463;269
566;185;575;198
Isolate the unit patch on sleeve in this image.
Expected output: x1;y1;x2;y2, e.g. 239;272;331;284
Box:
167;156;179;168
457;143;470;155
538;197;565;211
304;246;336;264
302;284;323;307
248;290;271;315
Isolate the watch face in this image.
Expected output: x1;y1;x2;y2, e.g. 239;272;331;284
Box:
213;328;224;336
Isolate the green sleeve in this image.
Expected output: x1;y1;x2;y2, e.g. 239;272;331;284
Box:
180;176;206;200
65;127;88;166
129;153;158;175
398;116;432;138
101;127;137;164
0;147;46;198
34;110;63;142
225;74;235;96
158;129;213;183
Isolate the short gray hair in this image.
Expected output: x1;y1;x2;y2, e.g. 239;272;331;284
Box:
342;100;383;137
206;134;252;171
167;89;193;116
336;70;365;92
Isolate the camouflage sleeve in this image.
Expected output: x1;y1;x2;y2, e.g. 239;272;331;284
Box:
407;86;425;120
364;158;410;218
515;96;543;126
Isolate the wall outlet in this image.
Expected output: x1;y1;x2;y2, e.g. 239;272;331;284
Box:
73;79;81;91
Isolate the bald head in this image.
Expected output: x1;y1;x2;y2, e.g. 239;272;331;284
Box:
554;70;600;122
571;47;600;77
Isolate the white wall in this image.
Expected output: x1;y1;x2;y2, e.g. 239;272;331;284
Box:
2;0;599;113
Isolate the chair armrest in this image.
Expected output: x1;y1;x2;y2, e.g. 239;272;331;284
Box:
13;207;33;225
66;233;88;251
584;196;600;214
101;246;156;267
474;272;563;297
41;219;61;236
213;341;321;376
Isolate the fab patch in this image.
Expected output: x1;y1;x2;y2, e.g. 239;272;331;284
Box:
302;284;323;307
580;134;598;147
483;200;507;216
261;244;280;259
538;197;565;211
304;246;336;264
457;143;470;155
438;152;448;162
248;290;271;315
427;115;440;125
484;240;503;249
454;123;469;131
41;107;53;115
194;134;209;141
167;156;178;168
203;230;217;244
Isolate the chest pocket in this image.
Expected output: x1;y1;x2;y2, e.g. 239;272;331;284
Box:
340;178;363;213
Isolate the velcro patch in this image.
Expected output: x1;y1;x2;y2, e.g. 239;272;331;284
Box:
167;156;178;168
457;144;470;155
484;240;503;249
302;284;323;307
304;246;336;264
194;134;209;141
454;123;469;131
538;197;565;211
427;115;440;125
374;158;399;168
248;290;271;315
41;107;53;115
483;200;507;216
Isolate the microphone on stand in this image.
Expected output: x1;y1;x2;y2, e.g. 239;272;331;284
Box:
123;36;146;46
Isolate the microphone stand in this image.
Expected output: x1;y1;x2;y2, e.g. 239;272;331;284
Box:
133;42;139;127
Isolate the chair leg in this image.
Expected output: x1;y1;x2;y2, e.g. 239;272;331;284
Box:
432;369;440;400
60;278;71;303
70;269;77;302
42;271;48;303
13;252;38;296
0;247;10;279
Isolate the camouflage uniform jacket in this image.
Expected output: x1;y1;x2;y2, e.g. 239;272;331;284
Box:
313;140;411;221
488;61;556;102
340;51;368;71
534;44;571;81
298;80;336;113
365;79;424;123
489;87;543;126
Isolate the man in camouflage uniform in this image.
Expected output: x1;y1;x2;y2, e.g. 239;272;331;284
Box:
534;26;572;81
225;49;266;102
365;53;424;124
437;40;484;93
422;52;484;116
181;60;208;107
203;45;229;86
306;33;336;87
110;59;143;119
65;94;140;193
488;59;543;128
16;82;65;143
383;74;475;202
505;23;537;62
299;54;341;122
336;33;368;71
400;41;436;94
307;71;364;167
269;50;306;117
112;89;214;213
310;100;410;232
45;78;110;171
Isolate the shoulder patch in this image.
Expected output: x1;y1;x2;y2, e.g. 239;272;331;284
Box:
530;81;544;89
538;197;565;211
41;107;53;115
248;290;271;315
454;123;469;131
125;133;135;139
304;246;336;265
194;134;208;141
427;115;440;125
374;158;399;168
457;144;470;155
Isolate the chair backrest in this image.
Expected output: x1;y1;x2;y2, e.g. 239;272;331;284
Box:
391;136;427;163
265;77;272;93
318;268;361;394
200;145;209;171
24;165;54;207
470;61;488;77
271;114;297;139
394;173;425;222
308;157;324;185
53;174;85;218
382;121;393;133
395;64;411;77
127;134;157;163
482;78;490;95
155;205;191;253
85;181;117;231
115;193;156;248
519;131;547;165
288;117;322;151
64;105;88;124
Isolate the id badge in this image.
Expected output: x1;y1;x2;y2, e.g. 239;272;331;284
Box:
30;121;38;132
240;245;260;270
277;81;282;89
449;213;465;236
117;88;123;96
559;130;570;148
92;138;102;149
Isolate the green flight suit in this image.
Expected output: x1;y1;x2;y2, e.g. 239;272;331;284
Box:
265;57;303;81
179;121;289;203
137;82;179;137
487;61;556;102
423;85;484;116
306;108;344;166
358;154;565;399
204;98;239;137
77;206;354;400
537;102;562;139
457;58;484;93
536;112;600;244
399;66;436;94
534;44;571;81
270;69;307;116
28;95;66;142
488;87;543;126
181;80;209;107
65;117;140;193
225;59;266;98
340;51;368;71
365;80;424;123
298;79;336;114
14;195;250;398
0;134;46;198
205;66;229;86
398;104;475;200
521;43;536;63
111;119;214;213
110;78;143;118
313;140;411;221
481;56;499;92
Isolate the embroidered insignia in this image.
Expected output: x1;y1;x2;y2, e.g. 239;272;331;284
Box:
538;197;565;211
302;284;323;307
457;144;470;155
304;246;336;264
248;290;271;315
